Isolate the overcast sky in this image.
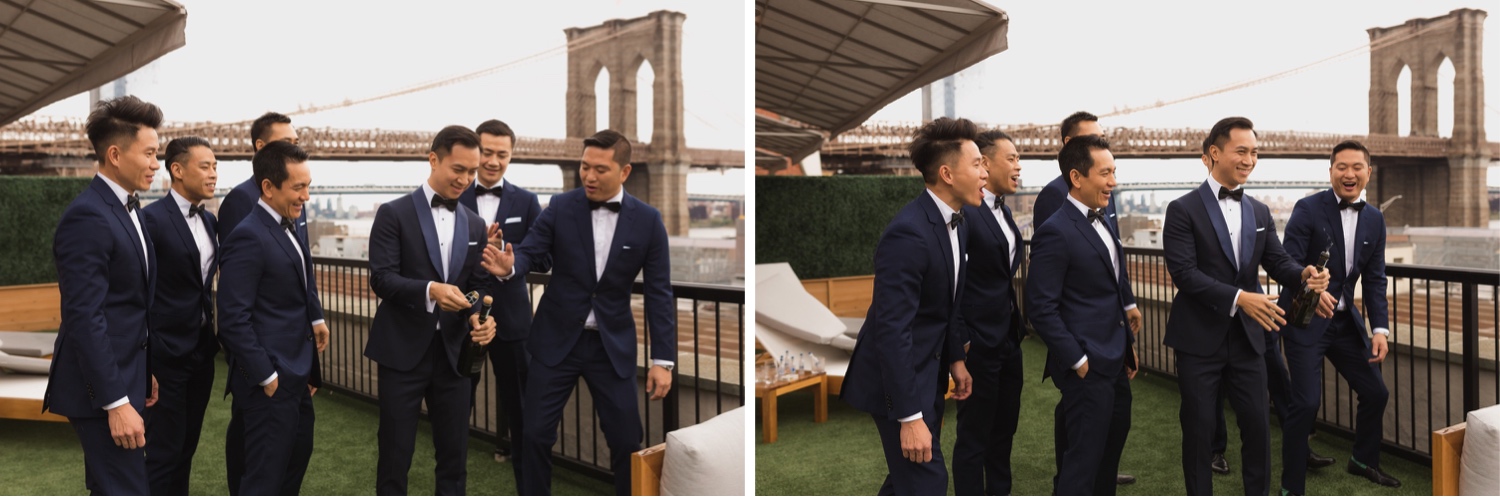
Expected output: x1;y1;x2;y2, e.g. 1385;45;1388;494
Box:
32;0;746;151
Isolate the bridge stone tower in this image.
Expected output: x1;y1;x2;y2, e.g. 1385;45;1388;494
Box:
1367;8;1487;227
564;10;691;236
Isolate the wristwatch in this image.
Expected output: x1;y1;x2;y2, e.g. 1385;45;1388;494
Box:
660;364;674;372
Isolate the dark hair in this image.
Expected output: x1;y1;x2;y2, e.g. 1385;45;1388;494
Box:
86;95;163;159
252;140;309;195
1060;111;1098;141
1330;139;1371;165
164;136;212;182
1201;134;1213;156
974;129;1014;157
1206;116;1257;154
475;119;517;145
908;117;979;183
250;112;292;146
583;129;632;166
430;125;481;158
1058;134;1111;189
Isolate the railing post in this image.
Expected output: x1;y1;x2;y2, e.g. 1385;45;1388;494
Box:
1462;281;1479;415
663;369;680;432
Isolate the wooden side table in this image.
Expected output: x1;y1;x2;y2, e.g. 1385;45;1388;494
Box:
755;372;827;443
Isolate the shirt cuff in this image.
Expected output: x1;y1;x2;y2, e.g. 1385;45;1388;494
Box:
1229;290;1243;317
260;371;278;387
1071;355;1088;370
898;412;923;423
311;319;325;327
104;396;130;410
1123;304;1138;312
652;359;674;368
496;266;517;282
425;282;436;313
1373;327;1390;336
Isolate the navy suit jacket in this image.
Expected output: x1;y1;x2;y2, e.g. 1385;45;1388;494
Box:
1276;190;1387;348
44;177;157;418
140;193;220;363
366;189;490;375
459;181;550;342
507;188;674;379
216;207;320;390
1162;181;1304;356
1024;201;1136;379
217;178;323;323
954;200;1025;350
1033;175;1118;233
841;193;968;421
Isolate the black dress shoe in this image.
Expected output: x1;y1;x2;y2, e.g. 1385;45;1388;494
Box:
1346;460;1401;488
1116;474;1136;485
493;446;511;463
1306;450;1335;469
1210;453;1230;475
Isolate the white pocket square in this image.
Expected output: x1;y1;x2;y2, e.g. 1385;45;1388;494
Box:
505;216;522;224
467;241;479;246
1255;227;1265;232
623;245;632;250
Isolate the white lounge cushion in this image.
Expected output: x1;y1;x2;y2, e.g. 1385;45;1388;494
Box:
839;317;865;338
756;323;850;378
754;269;845;345
830;334;857;352
1462;404;1500;495
659;406;745;496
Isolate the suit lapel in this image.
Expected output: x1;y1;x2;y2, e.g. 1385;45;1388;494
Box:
603;196;634;280
204;211;219;284
260;209;306;286
1072;210;1119;287
409;189;445;278
575;193;597;283
94;179;150;283
1002;204;1023;274
164;199;203;283
1195;181;1238;271
979;204;1009;276
1238;196;1256;276
922;197;956;303
447;207;470;285
1321;192;1348;280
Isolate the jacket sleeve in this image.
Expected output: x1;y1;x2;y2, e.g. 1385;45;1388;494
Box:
524;194;553;274
643;210;676;364
367;202;429;307
216;229;277;384
866;221;926;419
1024;224;1084;368
1363;215;1389;331
54;205;129;410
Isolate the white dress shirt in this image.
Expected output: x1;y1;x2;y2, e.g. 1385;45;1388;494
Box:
97;174;148;411
473;178;503;227
255;199;323;387
422;183;457;315
1336;194;1389;336
982;189;1016;264
1207;176;1248;317
1065;194;1138;371
168;189;215;288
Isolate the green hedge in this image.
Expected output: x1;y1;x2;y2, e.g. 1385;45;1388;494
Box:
756;175;925;279
0;177;92;286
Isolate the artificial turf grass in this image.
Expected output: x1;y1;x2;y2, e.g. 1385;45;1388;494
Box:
755;337;1433;496
0;358;612;495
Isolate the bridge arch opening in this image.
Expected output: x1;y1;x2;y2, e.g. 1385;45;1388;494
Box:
1436;55;1455;138
635;56;655;144
594;65;611;137
1396;64;1411;136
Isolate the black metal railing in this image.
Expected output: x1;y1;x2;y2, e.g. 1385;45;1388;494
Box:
1019;242;1499;463
309;257;745;481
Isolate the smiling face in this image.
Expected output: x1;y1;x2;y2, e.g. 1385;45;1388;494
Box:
1329;148;1371;202
263;159;311;221
942;140;988;208
104;127;161;193
983;138;1021;196
171;145;218;203
1069;147;1117;210
477;133;512;188
428;143;481;201
1209;127;1258;188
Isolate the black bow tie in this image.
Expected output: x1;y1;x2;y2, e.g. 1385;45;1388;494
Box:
589;200;622;212
991;196;1005;210
280;217;296;233
188;204;205;218
1218;186;1244;202
475;184;500;198
1339;199;1366;211
431;194;457;212
1087;208;1106;224
948;210;965;230
125;194;140;212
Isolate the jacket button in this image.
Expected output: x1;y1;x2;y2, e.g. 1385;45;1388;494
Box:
1119;321;1125;327
307;334;313;341
141;341;148;350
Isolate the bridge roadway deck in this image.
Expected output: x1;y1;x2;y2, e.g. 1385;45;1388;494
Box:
0;120;742;168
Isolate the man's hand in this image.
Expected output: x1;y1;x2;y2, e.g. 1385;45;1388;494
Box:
1126;307;1143;335
145;375;159;408
480;243;515;277
1369;333;1390;363
107;403;146;450
309;385;318;397
486;223;503;247
1076;360;1090;379
900;419;933;463
1127;347;1139;380
949;360;972;400
469;313;496;346
1301;266;1330;293
646;365;673;400
1236;292;1287;332
263;377;279;398
1315;291;1337;319
429;282;468;312
312;322;330;353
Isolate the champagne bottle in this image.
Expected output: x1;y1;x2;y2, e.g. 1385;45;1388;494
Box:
457;294;492;377
1288;243;1331;327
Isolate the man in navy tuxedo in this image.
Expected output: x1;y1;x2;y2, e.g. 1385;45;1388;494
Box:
217;112;329;494
1025;135;1140;496
1162;116;1328;495
140;136;221;495
1032;112;1118;233
840;117;982;496
216;141;329;495
459;119;548;482
1277;140;1399;494
486;130;675;496
46;95;163;495
366;125;497;495
952;130;1026;496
